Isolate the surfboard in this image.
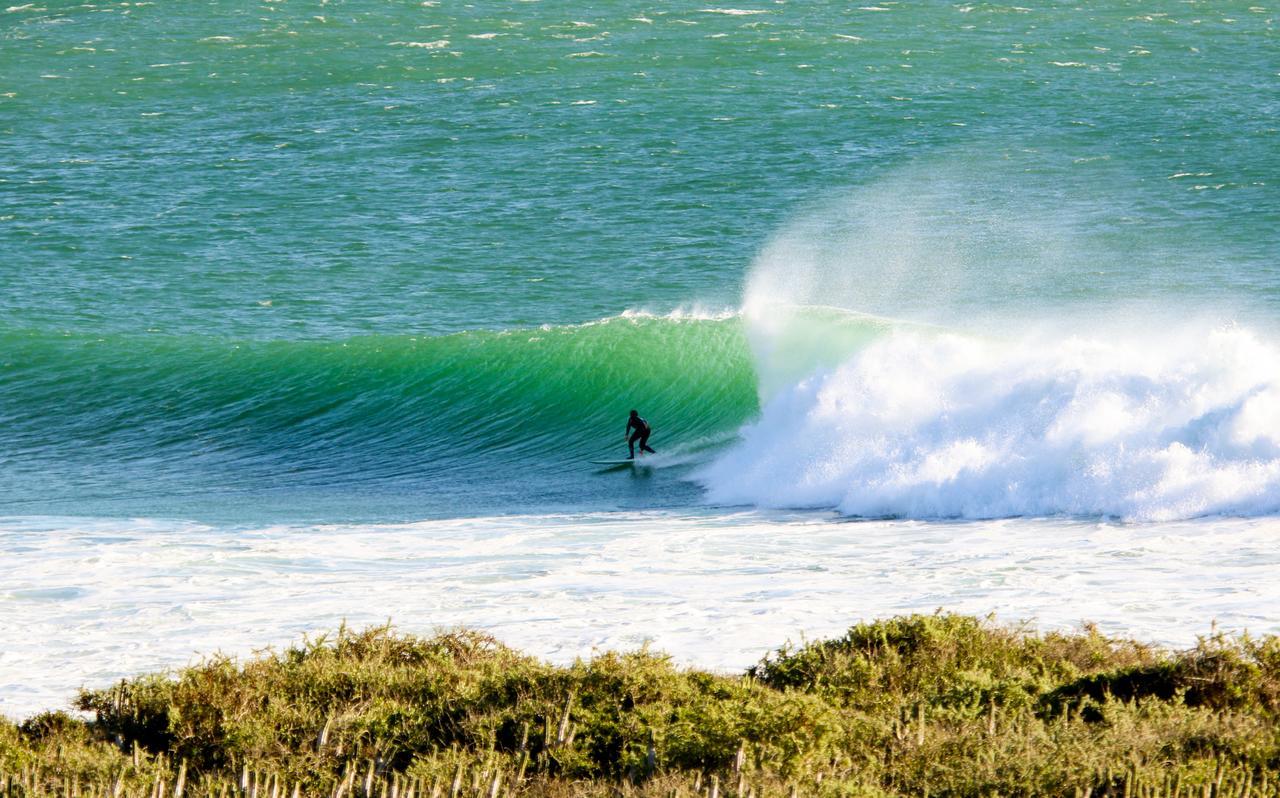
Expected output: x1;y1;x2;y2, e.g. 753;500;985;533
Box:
590;459;656;468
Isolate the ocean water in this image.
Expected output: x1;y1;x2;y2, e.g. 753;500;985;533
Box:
2;0;1278;716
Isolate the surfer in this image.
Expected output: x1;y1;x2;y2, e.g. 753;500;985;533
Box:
625;409;656;459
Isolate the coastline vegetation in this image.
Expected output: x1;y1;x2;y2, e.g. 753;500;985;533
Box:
4;613;1280;796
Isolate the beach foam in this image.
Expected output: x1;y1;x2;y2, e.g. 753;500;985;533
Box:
3;510;1279;719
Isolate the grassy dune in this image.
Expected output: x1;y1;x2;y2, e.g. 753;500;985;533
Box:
4;613;1280;796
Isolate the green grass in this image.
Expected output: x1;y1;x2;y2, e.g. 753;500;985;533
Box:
4;614;1280;796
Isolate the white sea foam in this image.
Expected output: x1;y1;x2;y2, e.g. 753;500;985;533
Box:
393;40;450;49
618;304;739;322
701;323;1280;519
3;511;1280;718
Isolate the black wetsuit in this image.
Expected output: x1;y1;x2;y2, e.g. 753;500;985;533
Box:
626;415;656;458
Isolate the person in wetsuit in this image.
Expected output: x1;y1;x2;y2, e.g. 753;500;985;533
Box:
625;409;656;459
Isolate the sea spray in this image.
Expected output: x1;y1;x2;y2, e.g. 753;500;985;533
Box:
712;155;1280;520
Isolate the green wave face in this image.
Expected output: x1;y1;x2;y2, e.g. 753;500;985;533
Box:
0;316;761;519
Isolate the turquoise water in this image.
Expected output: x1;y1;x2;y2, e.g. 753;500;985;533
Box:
2;0;1278;521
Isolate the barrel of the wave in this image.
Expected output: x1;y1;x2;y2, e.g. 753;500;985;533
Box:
0;315;759;517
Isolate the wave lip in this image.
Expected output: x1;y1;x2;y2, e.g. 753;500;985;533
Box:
700;323;1280;521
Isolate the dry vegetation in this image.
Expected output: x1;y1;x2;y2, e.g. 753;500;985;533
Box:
4;613;1280;796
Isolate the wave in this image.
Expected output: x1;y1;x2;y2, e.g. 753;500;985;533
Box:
8;302;1280;522
700;320;1280;521
0;315;760;505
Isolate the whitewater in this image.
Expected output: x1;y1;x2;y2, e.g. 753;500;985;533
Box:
702;318;1280;520
5;511;1280;718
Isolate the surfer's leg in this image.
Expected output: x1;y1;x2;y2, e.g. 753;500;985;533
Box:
640;431;655;454
628;431;639;458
